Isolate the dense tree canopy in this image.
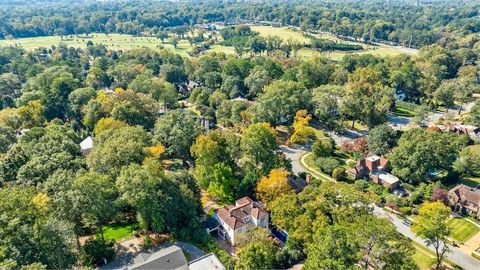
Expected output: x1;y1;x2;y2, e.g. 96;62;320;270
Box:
389;129;468;184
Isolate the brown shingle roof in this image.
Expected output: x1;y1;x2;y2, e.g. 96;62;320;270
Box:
449;185;480;211
215;197;268;230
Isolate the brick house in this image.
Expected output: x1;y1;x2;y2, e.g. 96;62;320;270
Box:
347;154;401;190
448;184;480;219
213;197;269;245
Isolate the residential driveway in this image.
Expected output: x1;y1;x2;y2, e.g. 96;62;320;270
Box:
373;206;479;270
460;231;480;255
279;145;308;176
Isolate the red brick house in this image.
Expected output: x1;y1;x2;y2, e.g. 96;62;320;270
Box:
348;154;401;190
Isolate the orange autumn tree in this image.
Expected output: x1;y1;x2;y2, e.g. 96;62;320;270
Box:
289;110;316;145
256;168;294;205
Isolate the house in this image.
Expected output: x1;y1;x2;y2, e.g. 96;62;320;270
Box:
189;253;225;270
448;184;480;219
348;154;401;190
129;245;189;270
179;80;200;96
212;197;269;245
432;123;480;140
80;136;93;156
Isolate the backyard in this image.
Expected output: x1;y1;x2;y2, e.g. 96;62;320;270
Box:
99;223;138;242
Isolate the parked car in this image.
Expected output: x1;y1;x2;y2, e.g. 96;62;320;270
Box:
402;219;412;227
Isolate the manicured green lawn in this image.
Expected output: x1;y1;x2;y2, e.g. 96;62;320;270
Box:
412;249;434;270
447;218;480;243
302;153;334;182
208;44;235;55
460;177;480;188
343;120;369;131
411;241;457;269
99;223;138;242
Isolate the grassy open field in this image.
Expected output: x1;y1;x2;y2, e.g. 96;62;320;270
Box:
0;33;194;57
250;26;417;60
250;25;311;43
99;223;138;242
447;218;480;243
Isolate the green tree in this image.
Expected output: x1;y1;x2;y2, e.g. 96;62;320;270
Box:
434;81;455;111
312;138;334;158
87;126;149;176
68;87;96;122
73;172;117;243
0;126;16;153
129;75;177;108
252;80;310;125
412;201;451;270
107;89;158;129
116;163;164;233
154;110;202;159
453;146;480;177
466;101;480;126
0;72;21;108
340;68;394;128
367;124;397;156
0;188;76;268
18;100;46;128
235;235;278;270
304;224;358;270
240;122;277;171
389;128;467;184
244;67;271;98
160;64;187;84
413;105;430;127
312;85;343;129
207;163;237;203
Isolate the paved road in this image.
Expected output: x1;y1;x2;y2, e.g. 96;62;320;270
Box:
373;206;479;270
428;102;476;124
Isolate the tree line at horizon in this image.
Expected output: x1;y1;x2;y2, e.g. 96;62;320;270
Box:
0;0;479;49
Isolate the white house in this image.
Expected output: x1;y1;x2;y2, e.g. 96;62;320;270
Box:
80;136;93;156
213;197;269;245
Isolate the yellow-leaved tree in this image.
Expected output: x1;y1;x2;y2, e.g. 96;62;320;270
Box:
256;168;293;205
147;144;166;159
289;110;315;145
94;117;128;135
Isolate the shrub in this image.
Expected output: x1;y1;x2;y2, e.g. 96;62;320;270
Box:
399;206;412;215
312;138;334;158
332;167;346;181
354;179;369;191
315;157;340;175
80;239;115;267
